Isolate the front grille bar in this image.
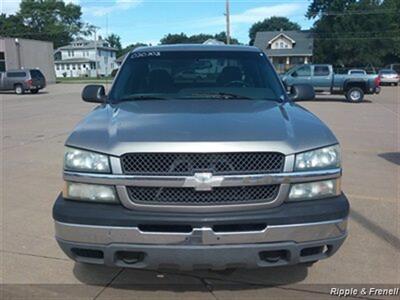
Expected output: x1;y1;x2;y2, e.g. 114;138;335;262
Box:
64;168;341;188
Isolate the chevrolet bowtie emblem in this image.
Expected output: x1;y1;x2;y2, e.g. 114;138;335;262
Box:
184;172;224;191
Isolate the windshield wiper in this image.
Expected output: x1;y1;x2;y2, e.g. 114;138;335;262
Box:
118;94;168;102
182;92;252;100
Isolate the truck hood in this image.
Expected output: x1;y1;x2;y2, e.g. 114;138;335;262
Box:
66;100;338;156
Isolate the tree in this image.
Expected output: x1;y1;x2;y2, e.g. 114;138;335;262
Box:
307;0;400;67
0;0;87;48
0;14;29;37
106;33;122;51
118;42;148;58
160;32;240;45
160;33;190;44
214;32;240;45
249;17;301;45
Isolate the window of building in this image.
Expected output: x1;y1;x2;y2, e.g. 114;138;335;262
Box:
66;64;70;70
61;64;65;70
56;65;60;70
314;66;330;76
83;64;86;68
0;51;5;72
72;64;76;70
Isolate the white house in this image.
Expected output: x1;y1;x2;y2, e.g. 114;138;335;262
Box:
254;30;314;74
54;39;117;78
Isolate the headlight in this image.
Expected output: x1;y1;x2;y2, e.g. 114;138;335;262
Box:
288;179;340;201
295;145;341;171
63;182;118;203
64;147;110;173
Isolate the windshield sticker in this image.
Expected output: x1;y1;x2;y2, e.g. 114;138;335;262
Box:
131;51;161;59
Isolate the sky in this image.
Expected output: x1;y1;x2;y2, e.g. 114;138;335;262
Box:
1;0;314;46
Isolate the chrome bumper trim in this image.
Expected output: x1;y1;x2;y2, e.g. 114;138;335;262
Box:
54;218;347;246
64;168;341;188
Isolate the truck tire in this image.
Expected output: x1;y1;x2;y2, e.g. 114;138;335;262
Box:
346;87;364;102
14;84;24;95
30;89;39;94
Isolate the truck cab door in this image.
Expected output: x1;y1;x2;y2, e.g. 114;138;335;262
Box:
290;65;312;86
312;65;331;92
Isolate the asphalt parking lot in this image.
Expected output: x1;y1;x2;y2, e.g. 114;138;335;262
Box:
1;84;399;299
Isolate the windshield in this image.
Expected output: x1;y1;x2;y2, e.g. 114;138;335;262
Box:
109;50;285;102
350;70;365;74
379;69;396;74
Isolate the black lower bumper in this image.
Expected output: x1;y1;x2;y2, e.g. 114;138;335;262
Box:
53;193;349;227
57;235;346;270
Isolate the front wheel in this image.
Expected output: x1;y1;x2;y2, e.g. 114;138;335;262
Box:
346;87;364;103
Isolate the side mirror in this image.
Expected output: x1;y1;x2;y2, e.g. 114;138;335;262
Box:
290;84;315;101
82;85;106;103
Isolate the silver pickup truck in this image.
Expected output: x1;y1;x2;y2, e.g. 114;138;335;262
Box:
53;45;349;270
281;64;380;102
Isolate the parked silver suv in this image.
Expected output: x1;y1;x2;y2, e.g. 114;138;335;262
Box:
53;45;349;270
0;69;46;94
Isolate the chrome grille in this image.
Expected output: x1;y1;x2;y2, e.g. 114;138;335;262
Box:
121;152;284;175
126;185;279;206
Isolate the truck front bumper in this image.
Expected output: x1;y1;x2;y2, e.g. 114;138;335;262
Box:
53;193;349;270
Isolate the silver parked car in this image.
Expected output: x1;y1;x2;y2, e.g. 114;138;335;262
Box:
53;45;349;270
0;69;46;94
379;69;399;86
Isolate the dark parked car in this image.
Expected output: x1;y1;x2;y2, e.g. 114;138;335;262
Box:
0;69;46;94
53;45;349;270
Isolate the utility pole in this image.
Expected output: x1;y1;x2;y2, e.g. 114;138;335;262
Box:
94;27;99;78
225;0;231;44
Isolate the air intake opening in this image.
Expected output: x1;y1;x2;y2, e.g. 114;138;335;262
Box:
115;251;145;265
71;248;104;259
300;245;330;257
259;250;289;263
213;223;267;232
138;224;193;233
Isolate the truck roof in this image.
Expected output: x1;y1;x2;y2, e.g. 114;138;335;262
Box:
131;44;261;53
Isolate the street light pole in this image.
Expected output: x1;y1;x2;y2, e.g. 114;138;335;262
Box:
225;0;231;45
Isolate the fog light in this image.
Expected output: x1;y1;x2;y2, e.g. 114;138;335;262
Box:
63;182;118;203
288;179;340;201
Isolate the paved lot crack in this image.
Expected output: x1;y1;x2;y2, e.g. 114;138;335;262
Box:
199;277;218;299
93;268;124;300
1;249;70;262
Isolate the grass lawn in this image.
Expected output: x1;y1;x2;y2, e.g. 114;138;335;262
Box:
56;77;114;84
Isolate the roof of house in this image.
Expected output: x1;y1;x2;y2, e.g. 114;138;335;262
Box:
203;39;225;45
55;39;117;52
54;58;95;64
254;30;313;56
